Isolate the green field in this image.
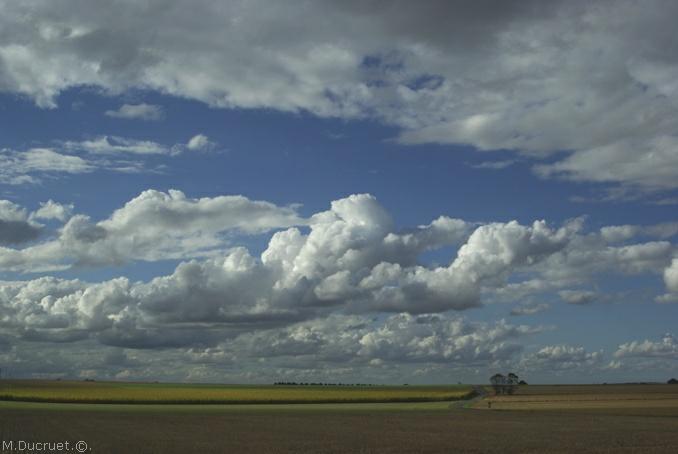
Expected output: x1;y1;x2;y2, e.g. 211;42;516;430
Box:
0;380;473;404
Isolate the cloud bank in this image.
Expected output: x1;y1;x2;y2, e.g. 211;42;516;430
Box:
1;0;678;194
0;190;674;367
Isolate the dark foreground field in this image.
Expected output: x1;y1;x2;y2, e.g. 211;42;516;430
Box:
2;400;678;453
2;384;678;453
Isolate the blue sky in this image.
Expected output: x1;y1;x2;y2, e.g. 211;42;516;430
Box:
1;0;677;384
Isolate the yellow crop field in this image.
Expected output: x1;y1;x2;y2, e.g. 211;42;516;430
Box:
0;380;473;404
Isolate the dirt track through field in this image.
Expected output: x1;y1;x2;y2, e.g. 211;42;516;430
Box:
449;385;487;409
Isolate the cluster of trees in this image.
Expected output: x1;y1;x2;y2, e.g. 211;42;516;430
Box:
273;382;375;386
669;378;678;385
490;372;524;395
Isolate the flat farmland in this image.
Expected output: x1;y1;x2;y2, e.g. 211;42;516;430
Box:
476;384;678;410
2;382;678;453
2;398;678;453
0;380;472;404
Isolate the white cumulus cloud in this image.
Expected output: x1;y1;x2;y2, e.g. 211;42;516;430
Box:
614;334;678;359
186;134;215;151
0;189;305;271
65;136;169;155
105;103;164;121
31;200;74;222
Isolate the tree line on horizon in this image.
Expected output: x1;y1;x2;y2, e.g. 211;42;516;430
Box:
273;381;377;386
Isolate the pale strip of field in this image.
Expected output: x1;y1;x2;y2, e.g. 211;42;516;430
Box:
507;384;678;396
490;393;678;402
473;397;678;410
0;399;456;413
472;384;678;410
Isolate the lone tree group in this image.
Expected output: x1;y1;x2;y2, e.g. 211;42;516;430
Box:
490;372;523;395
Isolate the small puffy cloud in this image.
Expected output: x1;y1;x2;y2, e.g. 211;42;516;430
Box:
0;201;29;223
614;334;678;360
656;294;678;304
383;216;471;261
0;148;92;184
22;148;91;173
468;160;516;170
186;134;215;151
105;103;164;121
510;302;549;316
534;137;678;192
600;223;678;244
0;134;219;185
31;200;74;222
65;136;168;155
664;259;678;293
522;345;604;371
600;225;643;243
559;290;598;306
657;259;678;303
536;236;674;289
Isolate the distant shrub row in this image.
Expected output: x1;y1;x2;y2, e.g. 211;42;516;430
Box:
273;382;376;387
